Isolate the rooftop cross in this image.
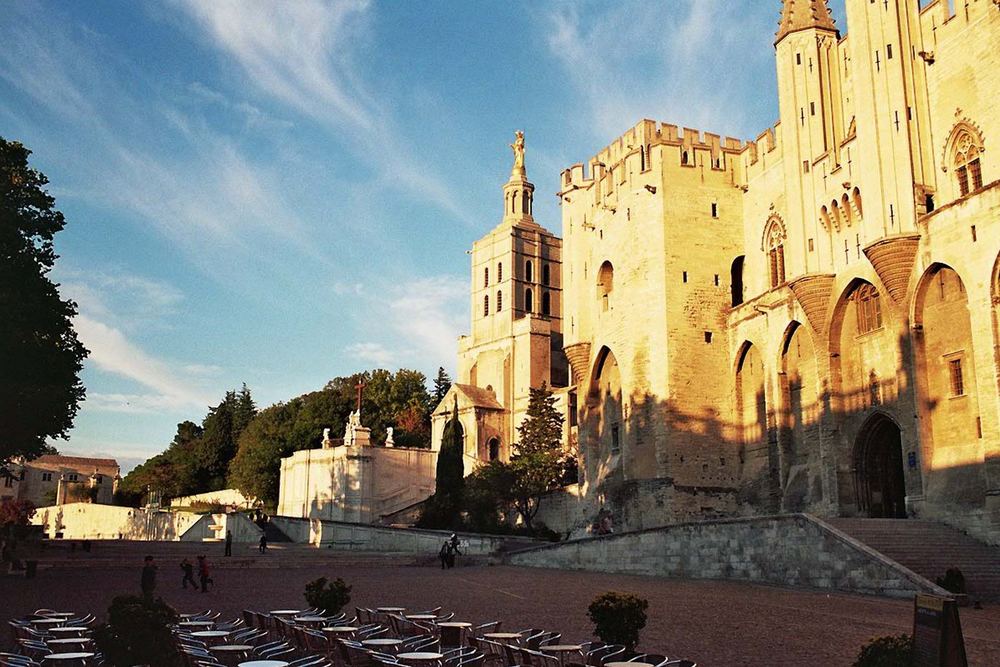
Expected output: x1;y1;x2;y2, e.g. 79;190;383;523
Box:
355;379;366;412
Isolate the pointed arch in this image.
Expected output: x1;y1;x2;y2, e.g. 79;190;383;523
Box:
762;216;787;289
944;121;985;198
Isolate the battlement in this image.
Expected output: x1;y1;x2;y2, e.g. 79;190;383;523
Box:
561;119;748;190
740;121;783;183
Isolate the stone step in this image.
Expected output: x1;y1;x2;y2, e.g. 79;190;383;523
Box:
825;518;1000;601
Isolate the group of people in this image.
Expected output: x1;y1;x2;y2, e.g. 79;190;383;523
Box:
140;554;214;598
438;533;462;569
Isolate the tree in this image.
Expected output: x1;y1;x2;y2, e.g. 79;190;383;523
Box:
0;138;87;465
228;401;297;505
463;460;515;532
433;367;452;405
418;399;465;528
509;383;565;530
196;385;256;490
436;399;465;501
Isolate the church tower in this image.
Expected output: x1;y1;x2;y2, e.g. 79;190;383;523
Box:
431;132;567;468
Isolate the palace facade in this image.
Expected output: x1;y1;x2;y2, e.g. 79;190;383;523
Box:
434;0;1000;543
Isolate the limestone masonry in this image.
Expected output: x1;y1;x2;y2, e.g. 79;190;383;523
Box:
433;0;1000;544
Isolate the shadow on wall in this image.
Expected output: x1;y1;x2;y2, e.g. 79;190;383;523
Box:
569;322;992;535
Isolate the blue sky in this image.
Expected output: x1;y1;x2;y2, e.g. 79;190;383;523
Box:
1;0;851;472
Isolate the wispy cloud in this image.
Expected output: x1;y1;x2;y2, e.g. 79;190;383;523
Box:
345;342;395;367
342;274;466;375
0;8;326;287
540;0;777;141
172;0;468;222
74;314;215;412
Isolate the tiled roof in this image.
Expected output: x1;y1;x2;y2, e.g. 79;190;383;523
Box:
27;455;120;474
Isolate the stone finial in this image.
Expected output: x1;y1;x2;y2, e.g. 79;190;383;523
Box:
775;0;837;44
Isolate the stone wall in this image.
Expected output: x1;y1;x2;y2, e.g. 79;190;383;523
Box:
32;503;204;541
277;446;436;524
270;516;535;555
508;514;950;598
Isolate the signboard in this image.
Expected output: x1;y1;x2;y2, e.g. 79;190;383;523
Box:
912;594;968;667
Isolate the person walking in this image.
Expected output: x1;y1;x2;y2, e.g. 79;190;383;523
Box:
448;533;461;568
258;534;267;553
140;555;157;599
439;541;449;570
197;554;211;593
224;530;232;557
181;557;197;590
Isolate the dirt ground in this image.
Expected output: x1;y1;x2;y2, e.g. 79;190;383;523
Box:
3;542;999;666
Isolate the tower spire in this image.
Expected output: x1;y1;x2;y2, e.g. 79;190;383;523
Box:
775;0;837;44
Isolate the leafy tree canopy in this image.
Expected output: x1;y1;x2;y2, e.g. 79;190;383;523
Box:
118;387;255;504
433;367;452;405
0;138;87;465
228;368;434;507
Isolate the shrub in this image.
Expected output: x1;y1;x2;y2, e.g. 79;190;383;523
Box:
936;567;966;595
304;576;352;615
852;634;912;667
587;591;649;651
93;595;178;667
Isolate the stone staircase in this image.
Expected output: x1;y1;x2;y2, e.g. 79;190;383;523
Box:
825;518;1000;601
261;519;292;543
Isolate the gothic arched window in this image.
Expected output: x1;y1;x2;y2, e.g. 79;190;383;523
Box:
951;126;984;197
525;260;534;283
483;294;489;317
496;289;502;312
525;288;534;313
765;220;786;289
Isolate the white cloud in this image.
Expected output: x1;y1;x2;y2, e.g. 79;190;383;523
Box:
345;342;395;367
172;0;468;221
541;0;777;141
74;314;214;411
387;275;467;368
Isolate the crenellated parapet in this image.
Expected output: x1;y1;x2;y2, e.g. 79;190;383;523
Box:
559;119;749;196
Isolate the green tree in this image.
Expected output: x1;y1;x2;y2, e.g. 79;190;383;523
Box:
463;460;515;532
436;399;465;500
509;383;565;530
418;399;465;528
0;138;87;465
228;401;297;505
433;367;452;405
196;385;256;490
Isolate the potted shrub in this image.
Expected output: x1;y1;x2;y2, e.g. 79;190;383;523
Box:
853;634;912;667
587;591;649;652
304;576;352;615
94;595;178;667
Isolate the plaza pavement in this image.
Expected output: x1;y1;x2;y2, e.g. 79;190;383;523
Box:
3;541;999;666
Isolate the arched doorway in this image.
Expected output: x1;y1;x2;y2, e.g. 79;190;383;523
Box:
853;414;906;518
487;437;500;461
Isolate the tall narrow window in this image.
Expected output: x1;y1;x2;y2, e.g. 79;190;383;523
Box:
765;220;786;289
525;288;533;313
525;260;534;283
731;256;745;307
496;290;502;312
542;291;551;316
597;261;614;312
949;358;965;396
484;266;489;288
854;283;883;334
483;295;489;317
497;262;503;282
542;264;551;286
610;423;620;455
